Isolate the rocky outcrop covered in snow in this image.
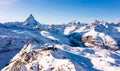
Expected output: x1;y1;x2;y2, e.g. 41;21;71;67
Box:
0;15;120;71
2;43;87;71
2;43;120;71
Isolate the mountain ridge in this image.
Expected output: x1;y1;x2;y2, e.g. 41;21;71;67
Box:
0;15;120;71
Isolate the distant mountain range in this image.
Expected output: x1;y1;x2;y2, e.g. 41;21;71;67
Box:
0;15;120;71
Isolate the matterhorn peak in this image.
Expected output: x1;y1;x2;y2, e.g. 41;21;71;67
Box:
29;14;35;20
23;14;37;25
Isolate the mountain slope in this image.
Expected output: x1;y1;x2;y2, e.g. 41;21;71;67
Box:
0;15;120;71
2;43;120;71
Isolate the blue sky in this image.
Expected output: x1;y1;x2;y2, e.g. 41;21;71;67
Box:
0;0;120;24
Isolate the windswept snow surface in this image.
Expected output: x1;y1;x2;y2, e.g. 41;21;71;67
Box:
0;15;120;71
2;43;120;71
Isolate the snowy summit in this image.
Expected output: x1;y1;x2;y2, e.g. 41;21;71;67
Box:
23;14;37;25
0;15;120;71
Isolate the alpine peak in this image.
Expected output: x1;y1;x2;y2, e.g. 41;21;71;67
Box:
23;14;37;25
93;19;100;24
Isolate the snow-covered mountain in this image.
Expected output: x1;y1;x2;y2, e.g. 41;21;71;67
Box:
0;15;120;71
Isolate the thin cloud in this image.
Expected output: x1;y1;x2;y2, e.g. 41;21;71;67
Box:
0;0;15;6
